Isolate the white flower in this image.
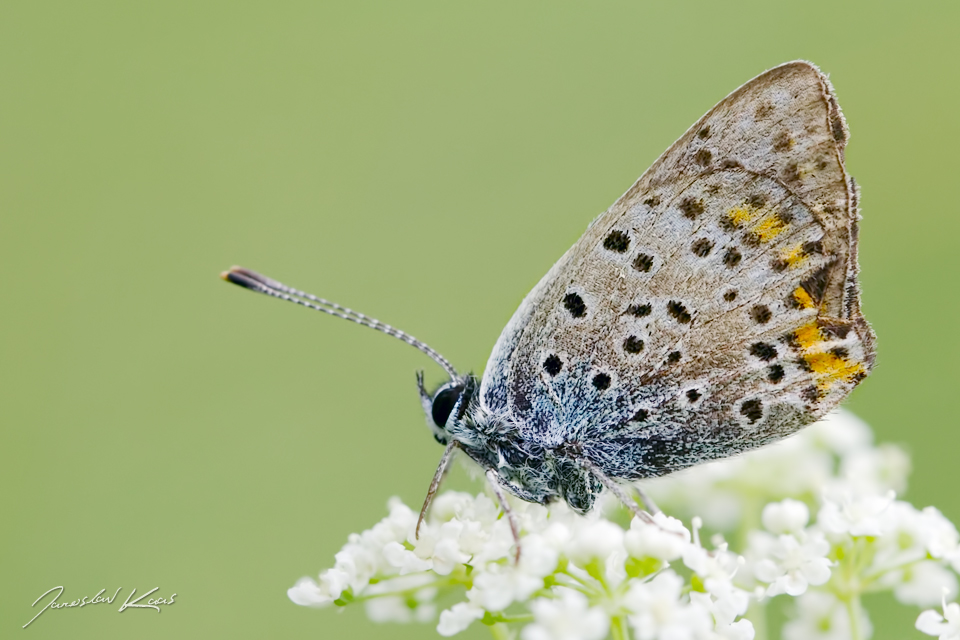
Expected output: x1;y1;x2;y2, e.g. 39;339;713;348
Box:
429;491;496;525
288;573;343;607
566;518;625;567
624;512;691;561
517;533;561;578
382;497;419;538
702;577;752;626
807;409;874;455
682;519;741;584
838;442;911;495
364;594;435;623
469;516;515;565
522;590;609;640
690;588;754;639
624;571;713;640
921;507;960;560
753;531;832;597
917;593;960;639
894;561;958;607
334;536;388;593
870;500;929;570
286;410;960;640
782;591;872;640
456;519;489;555
470;563;544;612
818;489;894;537
437;602;484;636
733;444;832;499
383;541;433;574
761;499;810;534
717;619;755;640
431;520;472;575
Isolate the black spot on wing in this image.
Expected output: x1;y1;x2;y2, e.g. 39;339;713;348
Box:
623;336;644;354
750;342;778;361
747;194;767;208
667;301;692;324
592;373;611;391
723;247;742;268
751;305;772;324
603;230;630;253
691;238;714;257
767;364;785;383
740;399;763;424
632;253;654;273
543;354;562;376
627;303;652;317
563;292;587;318
679;197;705;220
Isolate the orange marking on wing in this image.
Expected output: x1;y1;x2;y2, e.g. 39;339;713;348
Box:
804;352;865;390
751;214;788;243
794;322;822;349
792;287;816;310
794;322;864;391
780;243;807;269
727;206;758;227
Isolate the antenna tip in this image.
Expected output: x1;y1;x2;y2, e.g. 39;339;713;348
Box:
220;267;252;289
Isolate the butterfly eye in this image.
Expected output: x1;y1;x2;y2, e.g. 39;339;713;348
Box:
431;383;464;429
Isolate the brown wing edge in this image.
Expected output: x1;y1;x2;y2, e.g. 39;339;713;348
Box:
814;67;877;372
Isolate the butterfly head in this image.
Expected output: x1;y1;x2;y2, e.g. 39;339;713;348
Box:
429;382;463;432
418;373;483;446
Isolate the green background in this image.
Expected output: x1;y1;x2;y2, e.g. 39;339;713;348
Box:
2;1;957;638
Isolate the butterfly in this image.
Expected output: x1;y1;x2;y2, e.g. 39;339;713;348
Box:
223;60;875;552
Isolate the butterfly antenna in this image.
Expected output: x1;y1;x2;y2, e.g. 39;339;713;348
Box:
221;266;459;381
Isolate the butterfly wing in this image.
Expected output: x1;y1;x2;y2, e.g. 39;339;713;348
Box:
479;61;875;478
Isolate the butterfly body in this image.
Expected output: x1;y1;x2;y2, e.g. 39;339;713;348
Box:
423;61;875;515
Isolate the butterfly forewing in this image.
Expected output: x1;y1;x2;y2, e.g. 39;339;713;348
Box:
480;61;875;477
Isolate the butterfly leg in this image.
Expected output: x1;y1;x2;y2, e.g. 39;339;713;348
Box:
579;458;655;525
485;468;522;564
416;440;459;539
635;485;661;515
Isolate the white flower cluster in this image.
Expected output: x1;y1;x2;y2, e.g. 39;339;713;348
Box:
289;411;960;640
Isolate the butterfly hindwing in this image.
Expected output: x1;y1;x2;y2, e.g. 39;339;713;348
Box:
479;61;875;477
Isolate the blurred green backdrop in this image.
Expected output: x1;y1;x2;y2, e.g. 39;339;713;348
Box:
2;1;958;638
